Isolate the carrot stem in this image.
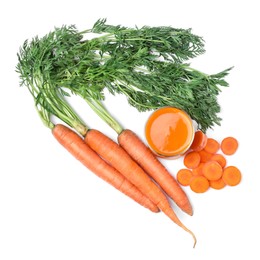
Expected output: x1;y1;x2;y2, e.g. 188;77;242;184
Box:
84;97;123;134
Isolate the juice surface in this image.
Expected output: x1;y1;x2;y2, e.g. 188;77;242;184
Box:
145;107;194;157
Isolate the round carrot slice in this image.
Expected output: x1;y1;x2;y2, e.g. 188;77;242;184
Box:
177;169;193;186
222;166;241;186
204;138;220;154
190;176;209;193
221;137;239;155
184;151;201;169
202;161;223;181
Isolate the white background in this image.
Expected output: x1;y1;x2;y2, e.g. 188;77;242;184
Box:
1;0;259;259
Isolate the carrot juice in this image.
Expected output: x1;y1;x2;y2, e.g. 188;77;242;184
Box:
145;107;194;158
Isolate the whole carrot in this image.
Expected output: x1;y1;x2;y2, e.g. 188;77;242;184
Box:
118;129;193;216
85;129;196;247
53;124;159;213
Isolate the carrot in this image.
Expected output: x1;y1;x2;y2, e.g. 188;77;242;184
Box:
183;151;201;169
117;129;193;216
85;129;196;246
204;138;220;154
210;154;227;168
198;149;212;163
177;169;193;186
190;176;209;193
190;130;208;152
202;161;223;181
221;137;239;155
209;178;226;190
222;166;242;186
192;163;205;176
52;124;159;213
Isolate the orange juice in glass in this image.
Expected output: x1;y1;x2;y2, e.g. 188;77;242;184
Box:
145;107;195;158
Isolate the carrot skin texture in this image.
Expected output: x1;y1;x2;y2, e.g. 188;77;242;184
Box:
52;124;159;213
118;129;193;216
85;129;196;247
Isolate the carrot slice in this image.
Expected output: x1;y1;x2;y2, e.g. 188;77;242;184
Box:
222;166;242;186
221;137;239;155
204;138;220;154
210;178;226;190
210;154;227;168
202;161;223;181
190;130;208;152
190;176;209;193
183;151;201;169
177;169;193;186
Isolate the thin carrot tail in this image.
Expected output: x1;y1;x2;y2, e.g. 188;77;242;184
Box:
118;129;193;216
158;200;197;248
52;124;159;213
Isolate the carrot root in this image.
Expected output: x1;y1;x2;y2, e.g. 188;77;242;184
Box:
163;205;197;248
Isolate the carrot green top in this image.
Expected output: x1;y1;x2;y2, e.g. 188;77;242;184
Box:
16;30;88;135
16;20;232;132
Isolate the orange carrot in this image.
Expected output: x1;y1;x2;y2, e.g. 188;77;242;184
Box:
209;178;226;190
222;166;242;186
190;130;208;152
117;129;193;216
202;161;223;181
184;151;201;169
210;154;227;168
221;137;239;155
204;138;220;154
85;129;196;246
198;149;213;163
190;176;209;193
177;169;193;186
52;124;159;213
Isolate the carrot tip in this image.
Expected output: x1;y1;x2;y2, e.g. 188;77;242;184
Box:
190;230;197;248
